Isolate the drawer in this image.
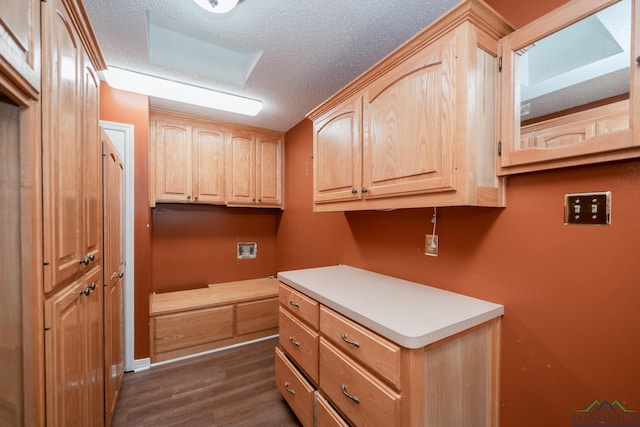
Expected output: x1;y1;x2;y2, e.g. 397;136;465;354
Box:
319;338;401;427
279;307;319;384
320;306;401;389
275;347;315;427
153;305;233;354
317;393;350;427
279;283;319;329
236;297;278;335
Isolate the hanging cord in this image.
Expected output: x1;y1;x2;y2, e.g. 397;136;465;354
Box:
429;207;437;250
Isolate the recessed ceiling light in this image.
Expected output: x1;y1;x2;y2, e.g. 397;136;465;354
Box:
103;66;263;116
193;0;239;14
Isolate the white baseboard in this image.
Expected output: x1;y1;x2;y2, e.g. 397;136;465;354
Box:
150;334;279;368
132;357;151;372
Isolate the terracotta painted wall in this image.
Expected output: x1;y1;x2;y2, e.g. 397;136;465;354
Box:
278;2;640;424
99;83;152;359
151;204;280;293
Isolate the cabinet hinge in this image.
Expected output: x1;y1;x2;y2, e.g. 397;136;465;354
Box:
43;261;50;266
498;56;502;72
44;327;51;331
498;141;502;157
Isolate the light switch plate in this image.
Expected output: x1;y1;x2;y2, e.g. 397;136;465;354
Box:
564;191;611;225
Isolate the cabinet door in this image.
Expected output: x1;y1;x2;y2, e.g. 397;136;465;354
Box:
192;124;226;204
256;134;283;206
42;0;84;293
362;33;456;198
102;133;124;425
44;280;87;427
154;120;192;203
84;268;104;427
313;97;362;203
0;0;40;103
497;0;639;174
226;131;256;205
82;56;102;269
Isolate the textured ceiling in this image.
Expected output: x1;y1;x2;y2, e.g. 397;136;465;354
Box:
83;0;459;132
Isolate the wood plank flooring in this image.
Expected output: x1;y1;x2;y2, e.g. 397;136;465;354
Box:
112;337;301;426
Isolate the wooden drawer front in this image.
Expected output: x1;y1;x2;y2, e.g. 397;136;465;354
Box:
320;306;401;389
317;393;350;427
236;297;278;335
319;338;401;427
153;305;233;354
275;347;315;427
279;307;319;384
279;283;319;329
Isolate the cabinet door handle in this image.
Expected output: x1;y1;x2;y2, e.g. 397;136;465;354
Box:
361;187;368;193
288;299;300;308
288;336;300;347
194;196;198;201
340;333;360;348
284;381;295;395
351;188;358;194
116;271;124;279
80;286;91;296
79;256;90;265
88;254;95;262
340;384;360;403
89;282;96;291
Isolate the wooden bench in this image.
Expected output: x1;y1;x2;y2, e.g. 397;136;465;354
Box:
149;277;279;363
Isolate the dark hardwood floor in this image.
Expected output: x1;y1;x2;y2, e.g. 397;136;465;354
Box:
112;337;302;426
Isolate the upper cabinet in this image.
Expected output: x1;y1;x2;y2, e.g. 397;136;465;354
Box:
497;0;640;174
308;0;513;211
150;110;284;208
226;130;283;207
42;0;105;294
0;0;40;104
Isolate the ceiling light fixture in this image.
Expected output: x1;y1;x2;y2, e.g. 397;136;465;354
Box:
103;66;263;116
193;0;239;14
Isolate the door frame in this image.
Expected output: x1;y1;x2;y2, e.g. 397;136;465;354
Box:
100;120;135;371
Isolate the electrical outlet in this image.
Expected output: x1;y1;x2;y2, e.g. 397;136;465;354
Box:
425;234;438;257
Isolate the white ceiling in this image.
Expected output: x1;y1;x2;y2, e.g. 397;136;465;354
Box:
83;0;459;132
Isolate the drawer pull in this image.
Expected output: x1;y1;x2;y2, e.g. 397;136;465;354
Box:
340;333;360;348
284;381;296;395
289;336;300;347
340;384;360;403
288;299;300;308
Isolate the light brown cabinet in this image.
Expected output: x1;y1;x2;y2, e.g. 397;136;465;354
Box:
309;0;513;211
42;0;102;294
150;109;284;208
226;129;284;207
151;111;227;205
497;0;640;174
276;280;502;427
0;0;40;104
44;267;104;427
102;130;125;426
41;0;107;425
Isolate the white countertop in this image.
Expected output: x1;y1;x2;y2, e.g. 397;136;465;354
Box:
277;265;504;349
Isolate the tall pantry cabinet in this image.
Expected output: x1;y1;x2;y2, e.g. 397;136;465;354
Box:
39;0;109;425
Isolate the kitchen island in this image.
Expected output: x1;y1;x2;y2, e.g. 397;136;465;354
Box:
275;265;503;426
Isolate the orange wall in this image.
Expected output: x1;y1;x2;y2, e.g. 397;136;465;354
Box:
99;83;152;359
151;204;279;293
278;2;640;423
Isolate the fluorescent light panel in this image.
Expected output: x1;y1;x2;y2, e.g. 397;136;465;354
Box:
103;66;263;116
